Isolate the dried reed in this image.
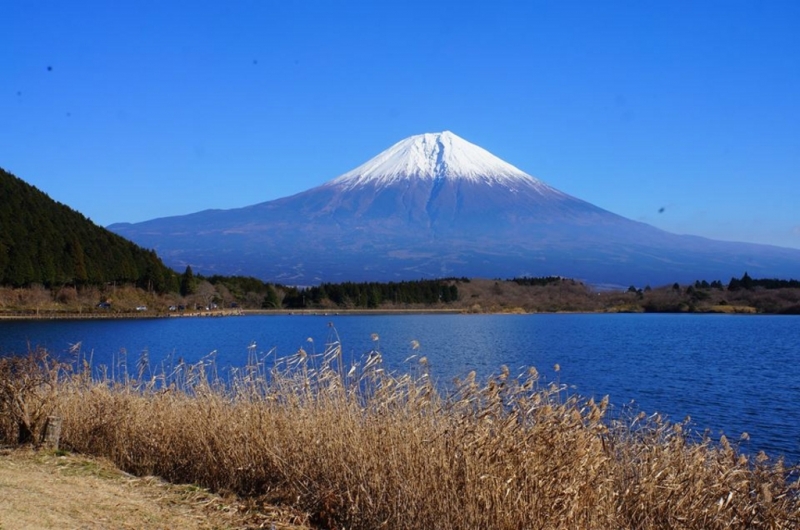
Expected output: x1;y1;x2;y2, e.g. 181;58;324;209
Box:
2;335;798;529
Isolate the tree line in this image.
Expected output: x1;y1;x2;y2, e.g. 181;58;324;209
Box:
175;268;461;309
281;280;460;309
511;276;569;287
727;272;800;291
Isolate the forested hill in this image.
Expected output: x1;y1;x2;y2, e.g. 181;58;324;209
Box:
0;167;178;292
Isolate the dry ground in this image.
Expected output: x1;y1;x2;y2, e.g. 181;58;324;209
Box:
0;448;311;530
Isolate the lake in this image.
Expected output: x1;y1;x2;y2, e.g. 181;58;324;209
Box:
1;313;798;463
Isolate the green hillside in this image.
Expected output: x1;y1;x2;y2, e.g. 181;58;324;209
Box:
0;167;178;292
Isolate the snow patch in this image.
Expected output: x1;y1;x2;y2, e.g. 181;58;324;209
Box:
329;131;558;195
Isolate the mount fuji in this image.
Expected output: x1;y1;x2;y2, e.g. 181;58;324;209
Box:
109;131;800;286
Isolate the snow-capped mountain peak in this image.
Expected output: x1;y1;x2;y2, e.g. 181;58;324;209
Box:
330;131;548;191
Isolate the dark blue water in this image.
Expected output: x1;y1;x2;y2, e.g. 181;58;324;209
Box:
1;313;799;463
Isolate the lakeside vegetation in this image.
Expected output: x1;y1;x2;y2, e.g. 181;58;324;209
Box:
2;272;800;317
1;346;798;529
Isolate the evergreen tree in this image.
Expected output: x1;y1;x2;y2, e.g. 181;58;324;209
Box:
262;284;280;308
180;265;196;296
449;284;459;301
68;238;89;285
366;287;380;308
0;242;8;281
5;247;35;287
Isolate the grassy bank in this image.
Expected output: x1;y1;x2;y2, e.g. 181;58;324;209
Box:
1;344;798;529
0;448;311;529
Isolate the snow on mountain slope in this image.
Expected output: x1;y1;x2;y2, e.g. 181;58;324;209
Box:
329;131;560;195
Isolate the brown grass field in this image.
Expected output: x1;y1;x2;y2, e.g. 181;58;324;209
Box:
0;447;311;529
1;339;799;529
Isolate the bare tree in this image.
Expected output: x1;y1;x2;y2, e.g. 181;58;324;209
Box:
195;281;217;309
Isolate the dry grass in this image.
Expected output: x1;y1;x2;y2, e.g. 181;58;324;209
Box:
0;447;311;529
707;304;758;314
2;339;799;529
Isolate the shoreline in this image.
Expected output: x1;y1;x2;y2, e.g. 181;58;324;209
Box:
0;308;467;321
0;306;776;321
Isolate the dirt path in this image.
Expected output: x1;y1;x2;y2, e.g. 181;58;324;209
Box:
0;448;311;530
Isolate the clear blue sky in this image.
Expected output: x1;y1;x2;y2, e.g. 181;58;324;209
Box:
3;1;799;249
